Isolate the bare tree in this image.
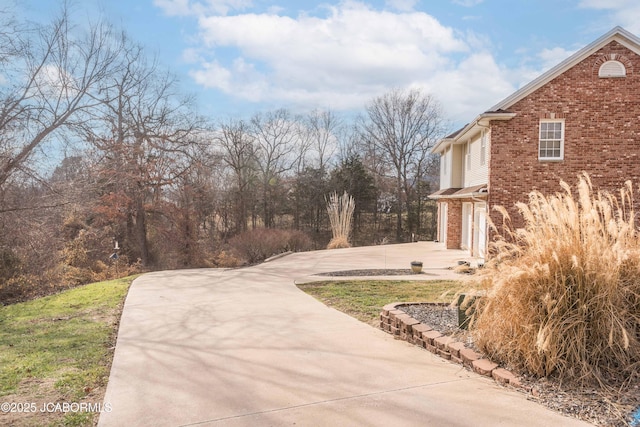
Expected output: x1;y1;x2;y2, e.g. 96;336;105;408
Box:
0;6;124;300
214;118;258;233
305;109;341;173
161;157;220;267
358;88;445;241
88;37;203;266
251;109;303;228
0;6;120;190
289;109;342;231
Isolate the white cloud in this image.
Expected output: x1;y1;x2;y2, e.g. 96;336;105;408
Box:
384;0;418;12
171;0;590;126
181;47;202;64
153;0;252;16
579;0;640;33
153;0;191;16
191;60;232;91
35;64;77;98
578;0;632;9
537;47;576;70
423;52;515;122
189;2;473;111
451;0;484;7
192;57;271;102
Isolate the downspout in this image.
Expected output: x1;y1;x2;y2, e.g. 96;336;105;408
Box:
473;121;491;260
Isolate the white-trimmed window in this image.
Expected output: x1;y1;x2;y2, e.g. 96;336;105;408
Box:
539;120;564;160
480;132;487;166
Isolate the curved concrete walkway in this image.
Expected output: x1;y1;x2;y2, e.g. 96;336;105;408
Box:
99;242;591;426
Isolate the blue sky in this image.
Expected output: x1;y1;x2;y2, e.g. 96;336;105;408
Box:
13;0;640;127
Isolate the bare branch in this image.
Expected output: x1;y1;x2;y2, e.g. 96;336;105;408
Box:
358;88;446;241
0;6;122;189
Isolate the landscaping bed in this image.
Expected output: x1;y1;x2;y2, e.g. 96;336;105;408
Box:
391;302;640;427
303;260;640;427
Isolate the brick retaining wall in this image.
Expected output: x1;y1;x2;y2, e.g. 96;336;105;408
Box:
380;302;523;389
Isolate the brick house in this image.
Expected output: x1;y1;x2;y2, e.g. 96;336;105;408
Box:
430;26;640;261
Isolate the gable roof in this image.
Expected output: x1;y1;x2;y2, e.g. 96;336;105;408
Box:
432;27;640;155
490;26;640;111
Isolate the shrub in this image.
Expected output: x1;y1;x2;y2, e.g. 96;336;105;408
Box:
285;229;314;252
0;275;39;305
213;250;243;268
0;271;78;305
229;228;312;264
0;248;22;280
61;265;94;287
90;256;144;282
473;174;640;384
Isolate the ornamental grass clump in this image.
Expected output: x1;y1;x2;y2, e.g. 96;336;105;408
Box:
326;191;355;249
473;174;640;384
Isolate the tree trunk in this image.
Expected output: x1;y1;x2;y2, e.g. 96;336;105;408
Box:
396;174;403;242
135;198;150;266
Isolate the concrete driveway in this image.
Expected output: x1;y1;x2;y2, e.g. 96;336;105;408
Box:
99;242;591;426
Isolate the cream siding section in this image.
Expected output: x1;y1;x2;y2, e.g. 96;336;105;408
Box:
463;131;489;187
440;140;472;190
451;145;464;187
439;146;451;190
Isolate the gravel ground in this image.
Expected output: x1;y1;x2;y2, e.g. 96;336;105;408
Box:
397;303;640;427
399;303;460;335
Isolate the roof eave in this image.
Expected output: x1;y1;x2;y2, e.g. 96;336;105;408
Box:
490;26;640;111
429;191;488;200
431;137;455;154
431;112;516;154
429;184;488;200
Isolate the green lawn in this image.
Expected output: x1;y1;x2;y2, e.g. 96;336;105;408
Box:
0;276;459;425
297;280;464;325
0;276;137;426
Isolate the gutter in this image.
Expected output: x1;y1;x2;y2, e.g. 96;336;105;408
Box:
432;112;516;154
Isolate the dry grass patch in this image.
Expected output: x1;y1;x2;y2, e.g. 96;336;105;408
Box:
472;174;640;386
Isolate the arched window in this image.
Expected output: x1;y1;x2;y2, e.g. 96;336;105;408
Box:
599;60;626;78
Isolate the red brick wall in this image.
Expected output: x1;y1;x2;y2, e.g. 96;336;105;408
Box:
441;198;479;250
445;200;462;249
488;41;640;237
